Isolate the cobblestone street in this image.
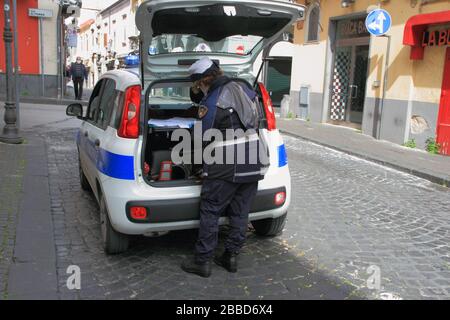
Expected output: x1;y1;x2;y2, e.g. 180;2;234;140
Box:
42;127;359;300
2;0;450;305
28;120;449;300
284;135;450;299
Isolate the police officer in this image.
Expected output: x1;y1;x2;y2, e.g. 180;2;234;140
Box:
181;57;268;278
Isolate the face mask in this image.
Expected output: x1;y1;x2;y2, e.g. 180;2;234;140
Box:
201;87;208;95
199;83;208;95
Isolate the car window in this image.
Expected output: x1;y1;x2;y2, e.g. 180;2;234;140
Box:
148;82;193;110
149;34;263;56
96;79;117;130
87;80;104;123
111;91;124;129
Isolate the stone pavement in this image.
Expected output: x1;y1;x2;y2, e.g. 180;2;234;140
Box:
284;135;450;300
1;110;449;300
0;134;58;299
0;141;25;299
278;119;450;188
43;127;359;300
0;123;361;300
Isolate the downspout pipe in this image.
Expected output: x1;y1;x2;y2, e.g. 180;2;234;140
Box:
57;5;62;99
12;0;19;127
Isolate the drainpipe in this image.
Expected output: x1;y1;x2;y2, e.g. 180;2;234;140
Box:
377;34;391;140
12;0;19;127
57;5;62;99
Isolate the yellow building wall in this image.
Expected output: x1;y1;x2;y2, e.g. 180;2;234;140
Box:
294;0;449;104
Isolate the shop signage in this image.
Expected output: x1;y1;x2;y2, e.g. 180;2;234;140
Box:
336;17;370;40
28;8;53;18
421;29;450;47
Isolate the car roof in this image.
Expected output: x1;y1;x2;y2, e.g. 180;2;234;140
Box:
99;69;141;91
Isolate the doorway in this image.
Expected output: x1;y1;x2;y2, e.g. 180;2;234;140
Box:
437;47;450;156
329;42;369;127
266;57;292;109
328;15;370;128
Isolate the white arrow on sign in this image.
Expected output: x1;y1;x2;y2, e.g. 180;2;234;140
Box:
368;12;386;34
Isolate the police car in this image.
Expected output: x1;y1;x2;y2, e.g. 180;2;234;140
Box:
66;0;304;254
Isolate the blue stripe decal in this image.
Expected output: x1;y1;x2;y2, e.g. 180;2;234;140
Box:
97;148;135;180
78;131;135;180
278;144;288;167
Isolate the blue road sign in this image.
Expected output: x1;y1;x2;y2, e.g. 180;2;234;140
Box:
365;9;392;36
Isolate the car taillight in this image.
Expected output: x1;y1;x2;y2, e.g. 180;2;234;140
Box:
118;85;141;139
130;206;147;220
274;191;286;206
258;82;276;131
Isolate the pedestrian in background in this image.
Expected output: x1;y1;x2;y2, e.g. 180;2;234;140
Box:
70;56;88;100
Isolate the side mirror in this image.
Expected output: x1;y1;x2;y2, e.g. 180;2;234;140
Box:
66;103;83;119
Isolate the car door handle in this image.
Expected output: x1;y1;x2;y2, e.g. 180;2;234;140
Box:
94;139;100;148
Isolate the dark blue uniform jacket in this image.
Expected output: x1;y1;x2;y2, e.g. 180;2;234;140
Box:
198;76;268;183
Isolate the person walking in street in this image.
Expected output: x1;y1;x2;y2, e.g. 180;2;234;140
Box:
181;57;268;278
70;57;88;100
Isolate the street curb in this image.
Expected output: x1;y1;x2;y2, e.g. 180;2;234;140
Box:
0;96;88;106
280;129;450;189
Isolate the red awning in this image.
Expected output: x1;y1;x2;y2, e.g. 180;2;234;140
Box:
403;10;450;60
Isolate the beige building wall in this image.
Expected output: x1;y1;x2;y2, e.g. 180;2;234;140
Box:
38;0;59;76
293;0;448;102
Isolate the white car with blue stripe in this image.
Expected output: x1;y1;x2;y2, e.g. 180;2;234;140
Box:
66;0;304;254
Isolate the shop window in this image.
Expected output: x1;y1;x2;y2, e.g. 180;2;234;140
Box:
306;4;320;42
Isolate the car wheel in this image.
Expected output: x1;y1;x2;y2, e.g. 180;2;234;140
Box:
251;213;287;237
79;158;91;191
100;196;129;254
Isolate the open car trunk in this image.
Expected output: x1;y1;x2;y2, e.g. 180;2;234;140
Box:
142;79;201;187
142;78;266;187
136;0;305;186
135;0;305;84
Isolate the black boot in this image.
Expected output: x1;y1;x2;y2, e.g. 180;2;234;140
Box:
214;250;238;273
181;258;211;278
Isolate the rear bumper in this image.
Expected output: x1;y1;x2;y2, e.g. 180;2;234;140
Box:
125;186;286;224
101;164;291;235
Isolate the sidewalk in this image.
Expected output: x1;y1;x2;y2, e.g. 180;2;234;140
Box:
278;118;450;187
0;134;57;299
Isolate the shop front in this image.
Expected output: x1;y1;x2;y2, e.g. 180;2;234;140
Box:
403;10;450;155
291;1;450;154
328;15;370;128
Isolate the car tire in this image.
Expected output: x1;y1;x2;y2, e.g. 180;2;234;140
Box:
79;158;91;191
251;213;287;237
100;196;129;254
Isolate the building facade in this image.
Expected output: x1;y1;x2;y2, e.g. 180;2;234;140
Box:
73;0;142;70
0;0;61;98
290;0;450;154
